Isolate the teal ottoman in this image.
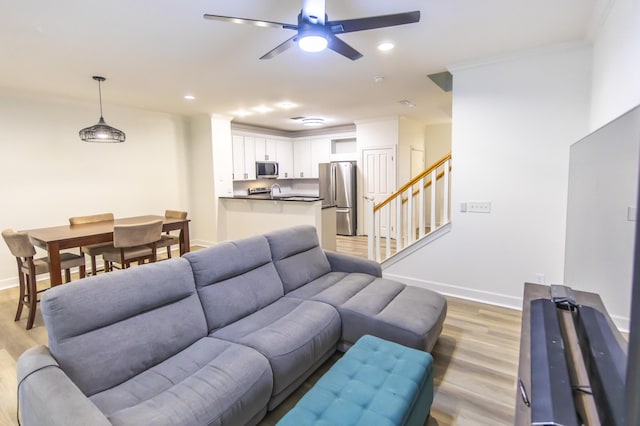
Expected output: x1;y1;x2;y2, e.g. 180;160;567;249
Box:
277;334;434;426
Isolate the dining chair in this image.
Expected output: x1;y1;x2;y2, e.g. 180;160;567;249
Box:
102;220;163;271
69;213;114;276
2;228;86;329
155;210;188;259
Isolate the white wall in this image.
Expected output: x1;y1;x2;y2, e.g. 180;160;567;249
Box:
0;92;190;289
385;45;592;309
425;123;452;166
590;0;640;130
565;106;640;330
398;117;426;184
186;115;217;246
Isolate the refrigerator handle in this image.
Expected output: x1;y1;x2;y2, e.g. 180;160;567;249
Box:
331;164;337;204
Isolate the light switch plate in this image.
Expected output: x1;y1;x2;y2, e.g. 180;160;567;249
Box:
628;206;637;222
467;201;491;213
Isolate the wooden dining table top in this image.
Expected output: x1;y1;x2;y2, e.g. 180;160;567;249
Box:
23;215;191;287
25;215;187;243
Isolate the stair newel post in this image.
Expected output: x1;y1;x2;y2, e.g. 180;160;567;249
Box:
396;193;403;251
385;204;391;259
407;187;414;245
443;159;450;224
430;169;437;231
366;196;375;260
419;178;425;239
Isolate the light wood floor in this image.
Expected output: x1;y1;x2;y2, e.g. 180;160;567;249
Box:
0;240;522;426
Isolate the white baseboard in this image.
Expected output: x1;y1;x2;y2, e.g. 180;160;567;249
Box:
382;272;523;311
610;315;630;333
383;272;631;332
0;277;18;291
191;239;215;248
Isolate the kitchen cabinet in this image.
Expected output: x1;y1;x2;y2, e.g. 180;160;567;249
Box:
232;135;256;180
293;139;312;178
254;138;278;161
293;138;331;178
310;138;331;178
276;140;294;179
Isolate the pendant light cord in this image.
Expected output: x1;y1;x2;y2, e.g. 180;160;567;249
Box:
97;79;104;118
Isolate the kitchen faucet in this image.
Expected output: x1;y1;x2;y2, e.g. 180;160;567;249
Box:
270;183;281;199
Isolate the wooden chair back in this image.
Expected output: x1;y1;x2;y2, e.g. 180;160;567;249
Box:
2;229;36;258
113;220;163;248
69;213;114;225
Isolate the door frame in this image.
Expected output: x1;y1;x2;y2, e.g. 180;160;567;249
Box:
361;146;396;237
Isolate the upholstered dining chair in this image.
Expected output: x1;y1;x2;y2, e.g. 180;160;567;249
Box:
69;212;114;276
102;220;163;271
155;210;188;259
2;228;86;329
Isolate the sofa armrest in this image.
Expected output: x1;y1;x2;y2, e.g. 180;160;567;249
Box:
17;346;111;426
324;250;382;277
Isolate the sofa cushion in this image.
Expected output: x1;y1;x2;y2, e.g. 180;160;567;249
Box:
184;235;285;330
288;274;447;352
287;272;374;303
339;278;447;352
42;258;207;396
265;225;332;293
211;297;341;408
90;337;272;426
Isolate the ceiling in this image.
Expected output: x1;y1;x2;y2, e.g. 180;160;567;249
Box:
0;0;604;132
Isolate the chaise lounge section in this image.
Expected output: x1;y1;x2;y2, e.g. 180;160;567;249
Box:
16;225;447;425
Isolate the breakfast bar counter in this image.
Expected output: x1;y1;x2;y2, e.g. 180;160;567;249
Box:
218;196;336;250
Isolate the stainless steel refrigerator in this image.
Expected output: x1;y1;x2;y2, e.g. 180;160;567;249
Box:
319;161;357;236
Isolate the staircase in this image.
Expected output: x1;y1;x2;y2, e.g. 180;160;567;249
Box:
366;153;452;263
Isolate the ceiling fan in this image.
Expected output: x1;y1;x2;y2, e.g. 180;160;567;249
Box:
204;0;420;61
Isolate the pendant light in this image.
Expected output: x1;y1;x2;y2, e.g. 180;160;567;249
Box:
79;76;125;143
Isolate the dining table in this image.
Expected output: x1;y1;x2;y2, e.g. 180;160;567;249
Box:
25;215;191;287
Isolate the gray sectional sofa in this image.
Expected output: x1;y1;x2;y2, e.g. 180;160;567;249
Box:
16;225;447;426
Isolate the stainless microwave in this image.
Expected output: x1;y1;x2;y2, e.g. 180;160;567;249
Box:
256;161;279;179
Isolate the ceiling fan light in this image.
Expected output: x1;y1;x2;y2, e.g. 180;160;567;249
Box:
298;35;328;53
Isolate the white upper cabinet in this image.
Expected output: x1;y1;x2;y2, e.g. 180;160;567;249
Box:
293;139;312;178
232;135;256;180
276;140;294;179
310;138;331;178
294;138;331;178
255;138;278;161
232;131;348;180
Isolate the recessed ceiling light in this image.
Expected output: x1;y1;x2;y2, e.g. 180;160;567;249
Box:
276;101;298;109
377;42;395;51
231;109;253;117
301;117;324;127
183;94;196;100
252;105;274;114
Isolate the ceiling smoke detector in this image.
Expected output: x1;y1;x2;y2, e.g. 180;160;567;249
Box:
398;99;416;107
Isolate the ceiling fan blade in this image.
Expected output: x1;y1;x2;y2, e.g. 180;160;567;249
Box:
260;35;297;60
327;11;420;34
326;34;363;61
204;14;296;30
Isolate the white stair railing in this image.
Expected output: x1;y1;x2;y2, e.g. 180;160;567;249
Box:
367;153;452;262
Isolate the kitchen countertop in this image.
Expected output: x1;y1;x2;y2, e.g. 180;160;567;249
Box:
220;194;324;202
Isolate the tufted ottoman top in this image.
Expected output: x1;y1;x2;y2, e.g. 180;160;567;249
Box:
277;334;434;426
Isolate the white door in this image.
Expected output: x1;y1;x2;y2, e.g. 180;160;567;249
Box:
362;147;395;237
